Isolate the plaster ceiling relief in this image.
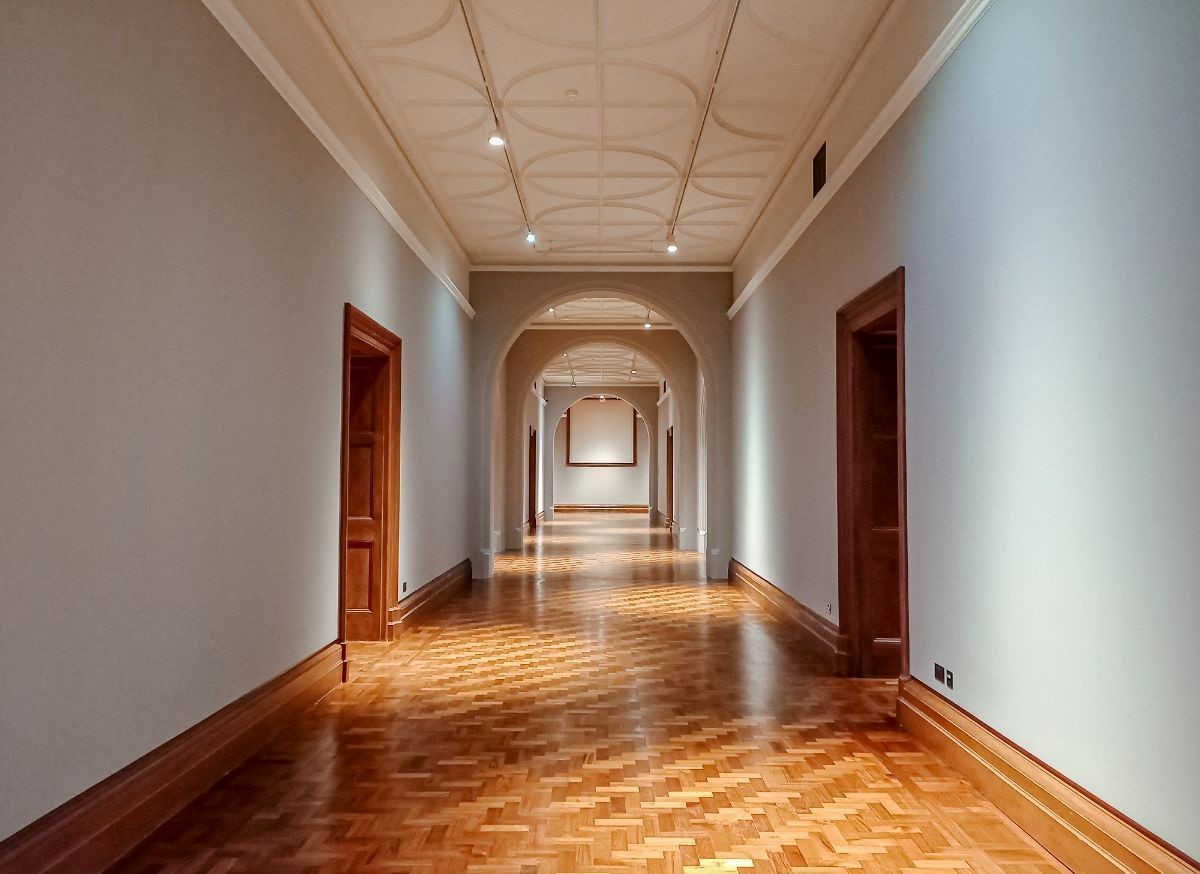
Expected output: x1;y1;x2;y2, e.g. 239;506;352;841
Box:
528;297;671;329
541;342;664;387
313;0;891;266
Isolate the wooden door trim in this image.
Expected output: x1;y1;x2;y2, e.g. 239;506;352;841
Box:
835;267;908;678
527;426;538;531
340;303;402;645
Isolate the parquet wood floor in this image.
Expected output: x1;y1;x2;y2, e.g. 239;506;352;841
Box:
116;513;1064;874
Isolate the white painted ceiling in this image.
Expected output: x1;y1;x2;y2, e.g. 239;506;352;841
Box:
542;342;663;386
528;297;670;329
312;0;889;266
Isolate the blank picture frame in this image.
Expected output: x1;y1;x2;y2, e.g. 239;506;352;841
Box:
566;399;637;466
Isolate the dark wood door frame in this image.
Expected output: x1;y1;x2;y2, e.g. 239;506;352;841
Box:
665;426;674;528
339;304;402;646
835;267;908;678
527;426;538;532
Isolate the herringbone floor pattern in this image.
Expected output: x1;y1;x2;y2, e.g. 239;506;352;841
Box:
116;513;1063;873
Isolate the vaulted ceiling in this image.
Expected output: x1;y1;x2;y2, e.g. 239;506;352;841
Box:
311;0;890;267
528;297;670;330
541;342;663;387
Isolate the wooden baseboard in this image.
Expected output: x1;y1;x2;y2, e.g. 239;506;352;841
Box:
386;558;471;639
553;504;649;512
728;559;847;669
899;678;1199;874
0;641;344;874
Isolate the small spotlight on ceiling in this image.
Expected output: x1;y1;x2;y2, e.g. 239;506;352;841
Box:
488;129;505;147
643;322;652;329
548;307;555;313
525;230;537;244
631;369;638;374
665;236;678;254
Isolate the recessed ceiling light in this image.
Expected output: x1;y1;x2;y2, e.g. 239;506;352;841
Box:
631;369;638;374
665;236;678;254
525;230;537;244
548;307;555;313
562;352;567;357
643;322;652;329
488;129;505;147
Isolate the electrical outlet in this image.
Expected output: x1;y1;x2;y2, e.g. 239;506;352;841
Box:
945;670;954;690
824;602;832;615
402;581;407;593
934;663;946;684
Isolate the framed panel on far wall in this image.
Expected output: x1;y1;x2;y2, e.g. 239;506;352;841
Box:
566;399;637;466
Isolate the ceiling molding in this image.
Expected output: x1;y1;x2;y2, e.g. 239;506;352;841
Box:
201;0;475;318
472;264;732;273
727;0;994;319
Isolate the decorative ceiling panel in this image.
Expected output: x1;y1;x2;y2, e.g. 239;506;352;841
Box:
528;297;670;329
541;342;664;386
313;0;890;266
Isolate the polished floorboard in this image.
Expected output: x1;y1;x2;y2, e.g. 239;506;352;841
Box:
117;513;1063;873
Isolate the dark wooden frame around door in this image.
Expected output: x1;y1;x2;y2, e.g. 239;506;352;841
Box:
527;426;538;532
664;426;674;528
339;304;402;644
835;267;908;678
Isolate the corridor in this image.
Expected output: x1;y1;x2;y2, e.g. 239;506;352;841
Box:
117;513;1059;873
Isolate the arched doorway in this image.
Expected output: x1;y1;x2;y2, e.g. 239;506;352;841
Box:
467;276;733;581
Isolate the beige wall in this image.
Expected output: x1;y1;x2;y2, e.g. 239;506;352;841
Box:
552;401;650;507
0;0;472;841
730;0;1200;855
544;387;659;513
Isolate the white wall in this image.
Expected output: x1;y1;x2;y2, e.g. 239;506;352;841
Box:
731;0;1200;855
553;401;649;506
0;0;472;841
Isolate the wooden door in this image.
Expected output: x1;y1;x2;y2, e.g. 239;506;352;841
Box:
856;333;900;675
836;268;908;678
527;427;537;532
340;305;401;643
665;427;674;527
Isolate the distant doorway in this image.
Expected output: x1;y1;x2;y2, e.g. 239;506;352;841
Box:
836;268;908;678
665;426;674;527
340;305;401;642
527;427;538;532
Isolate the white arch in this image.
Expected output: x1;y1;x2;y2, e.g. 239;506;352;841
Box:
541;384;661;521
468;273;732;580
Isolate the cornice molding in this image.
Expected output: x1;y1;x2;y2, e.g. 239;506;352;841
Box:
727;0;994;319
472;264;733;273
201;0;475;318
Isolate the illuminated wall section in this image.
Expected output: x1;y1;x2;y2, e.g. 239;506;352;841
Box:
730;0;1200;856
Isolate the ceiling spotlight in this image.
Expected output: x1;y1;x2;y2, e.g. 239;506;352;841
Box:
631;369;638;374
665;236;678;254
488;129;505;147
548;307;555;313
562;352;567;357
525;230;537;244
643;322;652;329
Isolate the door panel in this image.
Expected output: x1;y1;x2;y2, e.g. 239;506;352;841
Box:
856;334;901;676
344;356;387;641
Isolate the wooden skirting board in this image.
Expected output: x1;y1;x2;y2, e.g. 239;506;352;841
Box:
727;560;1197;872
386;558;471;640
728;559;849;671
553;504;649;512
0;641;345;874
899;679;1199;874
